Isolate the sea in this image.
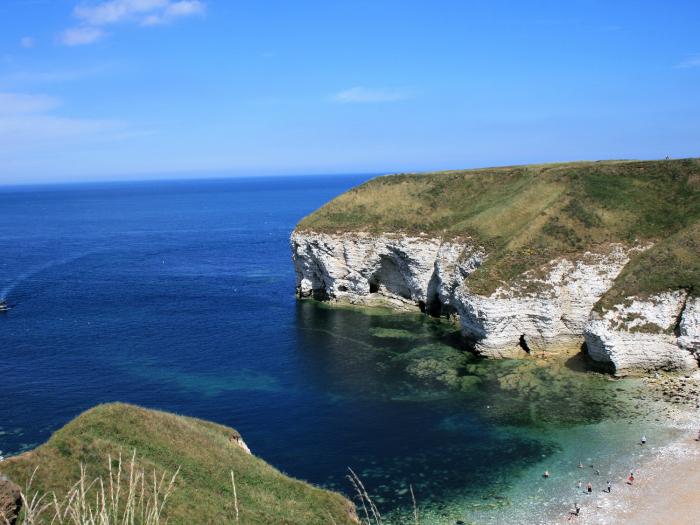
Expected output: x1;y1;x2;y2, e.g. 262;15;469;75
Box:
0;175;684;524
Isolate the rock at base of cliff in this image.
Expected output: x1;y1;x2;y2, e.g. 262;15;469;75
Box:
0;475;22;525
585;291;699;375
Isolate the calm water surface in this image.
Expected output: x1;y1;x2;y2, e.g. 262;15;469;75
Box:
0;176;679;524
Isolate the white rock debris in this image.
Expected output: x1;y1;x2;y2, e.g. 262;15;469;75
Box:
291;231;699;374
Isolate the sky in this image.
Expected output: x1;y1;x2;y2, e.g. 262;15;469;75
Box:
0;0;699;184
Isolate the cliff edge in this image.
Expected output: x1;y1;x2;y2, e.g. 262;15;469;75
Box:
292;159;700;375
0;403;358;525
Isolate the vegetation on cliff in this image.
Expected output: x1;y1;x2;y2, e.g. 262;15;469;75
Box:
0;403;357;525
297;158;700;298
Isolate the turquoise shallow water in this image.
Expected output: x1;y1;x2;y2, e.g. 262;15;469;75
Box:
298;304;684;524
0;176;683;524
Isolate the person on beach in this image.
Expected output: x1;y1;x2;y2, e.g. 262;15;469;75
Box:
543;470;550;478
627;472;635;485
641;435;647;445
578;460;583;469
587;482;593;493
606;480;612;493
696;429;700;441
567;503;582;521
577;480;582;489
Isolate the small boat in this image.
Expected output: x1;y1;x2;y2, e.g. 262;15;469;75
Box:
0;299;10;312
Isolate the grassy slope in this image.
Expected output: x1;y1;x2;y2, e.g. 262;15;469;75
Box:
0;403;356;525
297;159;700;299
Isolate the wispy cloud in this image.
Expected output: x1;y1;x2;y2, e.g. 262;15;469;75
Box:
74;0;168;25
0;91;124;151
331;86;413;104
1;65;108;86
61;26;105;46
0;92;59;114
675;54;700;69
20;36;35;48
62;0;205;45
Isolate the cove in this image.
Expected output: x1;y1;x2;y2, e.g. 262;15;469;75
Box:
0;175;681;524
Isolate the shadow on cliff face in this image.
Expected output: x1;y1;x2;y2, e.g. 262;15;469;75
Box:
574;342;617;374
368;254;413;300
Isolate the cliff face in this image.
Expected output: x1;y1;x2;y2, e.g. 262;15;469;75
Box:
585;293;700;372
292;159;700;375
292;231;698;373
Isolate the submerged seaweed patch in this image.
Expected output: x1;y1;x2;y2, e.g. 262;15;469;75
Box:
298;301;645;427
370;327;420;339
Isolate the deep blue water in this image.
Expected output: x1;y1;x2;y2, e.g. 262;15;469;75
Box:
0;176;673;523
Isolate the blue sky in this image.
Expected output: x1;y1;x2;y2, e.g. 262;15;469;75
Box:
0;0;699;183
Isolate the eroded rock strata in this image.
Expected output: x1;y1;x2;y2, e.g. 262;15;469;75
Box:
586;293;700;372
291;231;699;374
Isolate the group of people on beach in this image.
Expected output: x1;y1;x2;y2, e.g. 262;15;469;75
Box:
557;434;649;520
558;429;700;520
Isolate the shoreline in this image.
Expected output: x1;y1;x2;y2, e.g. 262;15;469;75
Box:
556;379;700;525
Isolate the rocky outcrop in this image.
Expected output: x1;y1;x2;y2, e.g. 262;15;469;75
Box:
452;248;638;357
0;475;21;525
291;231;482;312
678;297;700;360
229;434;252;454
585;292;699;374
292;231;700;373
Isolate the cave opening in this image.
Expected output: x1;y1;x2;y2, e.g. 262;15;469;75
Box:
311;288;329;301
426;292;443;318
338;285;348;292
518;334;532;354
367;255;413;299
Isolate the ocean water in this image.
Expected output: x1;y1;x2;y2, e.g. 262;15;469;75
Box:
0;176;681;524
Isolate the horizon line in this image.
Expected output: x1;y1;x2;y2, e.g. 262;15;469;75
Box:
1;154;696;189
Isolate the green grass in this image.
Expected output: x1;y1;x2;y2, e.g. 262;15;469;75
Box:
598;221;699;309
297;158;700;297
0;403;357;525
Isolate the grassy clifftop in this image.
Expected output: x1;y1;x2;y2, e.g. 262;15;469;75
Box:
0;403;357;525
297;159;700;298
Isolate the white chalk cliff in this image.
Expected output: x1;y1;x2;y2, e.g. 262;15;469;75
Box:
585;292;699;372
291;231;699;375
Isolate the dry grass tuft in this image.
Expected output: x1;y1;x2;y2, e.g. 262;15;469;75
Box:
1;403;357;525
14;451;178;525
346;468;419;525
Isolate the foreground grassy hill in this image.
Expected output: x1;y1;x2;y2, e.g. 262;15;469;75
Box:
0;403;357;525
298;159;700;299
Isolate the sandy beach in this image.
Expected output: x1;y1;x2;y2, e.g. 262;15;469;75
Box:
558;427;700;525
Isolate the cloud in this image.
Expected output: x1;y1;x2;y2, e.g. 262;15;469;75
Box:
1;65;108;85
0;91;124;154
0;92;59;114
331;86;413;104
675;54;700;69
74;0;169;25
142;1;205;25
20;36;35;48
61;0;205;44
61;26;105;46
165;0;204;17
